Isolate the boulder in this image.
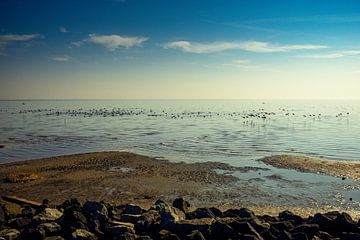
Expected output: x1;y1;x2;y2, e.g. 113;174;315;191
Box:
83;201;108;217
223;208;255;219
0;206;5;224
211;220;234;238
290;224;319;239
230;221;263;239
33;208;63;222
59;210;88;231
153;201;185;226
105;223;135;237
163;218;212;236
71;229;97;240
44;237;65;240
123;204;143;215
135;210;160;233
187;230;206;240
0;229;20;240
279;211;304;225
172;198;190;213
113;232;138;240
3;204;22;220
186;208;215;219
38;222;62;235
8;217;31;229
119;214;142;224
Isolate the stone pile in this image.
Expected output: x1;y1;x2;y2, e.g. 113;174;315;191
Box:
0;198;359;240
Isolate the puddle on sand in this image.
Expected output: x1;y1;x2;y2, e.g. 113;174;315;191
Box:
108;166;133;173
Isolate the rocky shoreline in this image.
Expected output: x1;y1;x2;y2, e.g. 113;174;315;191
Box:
1;197;360;240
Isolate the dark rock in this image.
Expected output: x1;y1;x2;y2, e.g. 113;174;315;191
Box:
123;204;143;215
270;221;294;231
44;237;65;240
137;236;153;240
135;210;160;233
0;229;21;240
163;218;212;237
340;232;360;240
311;211;357;233
211;220;234;238
223;208;255;219
113;232;138;240
21;226;46;240
292;232;308;240
279;210;304;225
71;229;97;240
291;224;319;239
187;230;206;240
208;207;223;218
119;214;142;224
60;210;88;232
230;221;262;239
0;206;5;224
238;234;263;240
316;231;334;240
9;217;31;229
105;223;135;237
22;206;35;218
335;212;357;232
172;198;190;213
260;229;277;240
249;218;270;234
83;201;108;217
186;208;215;219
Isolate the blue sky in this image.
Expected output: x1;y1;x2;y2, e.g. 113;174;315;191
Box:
1;0;360;99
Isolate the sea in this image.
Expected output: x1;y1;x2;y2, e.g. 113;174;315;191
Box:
0;99;359;210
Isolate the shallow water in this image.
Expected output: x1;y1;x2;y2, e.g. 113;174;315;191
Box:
0;99;359;210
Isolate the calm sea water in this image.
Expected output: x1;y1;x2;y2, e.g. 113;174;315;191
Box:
0;100;359;163
1;100;359;209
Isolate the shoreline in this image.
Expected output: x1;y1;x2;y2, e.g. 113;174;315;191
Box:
1;151;359;220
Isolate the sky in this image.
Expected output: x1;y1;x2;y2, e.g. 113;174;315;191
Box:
0;0;360;99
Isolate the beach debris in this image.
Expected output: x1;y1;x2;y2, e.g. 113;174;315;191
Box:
5;172;40;183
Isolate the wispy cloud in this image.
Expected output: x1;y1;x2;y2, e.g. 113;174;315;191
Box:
218;59;260;70
299;50;360;59
71;34;148;51
0;34;40;44
59;27;67;33
247;15;360;24
0;34;41;56
49;55;71;62
88;34;148;50
164;40;327;53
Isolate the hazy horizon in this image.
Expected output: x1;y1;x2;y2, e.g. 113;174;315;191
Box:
1;0;360;99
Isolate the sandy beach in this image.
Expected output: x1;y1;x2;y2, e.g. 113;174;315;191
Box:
260;155;360;180
1;151;360;220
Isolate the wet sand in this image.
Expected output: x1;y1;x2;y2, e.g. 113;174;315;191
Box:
1;151;359;219
260;155;360;180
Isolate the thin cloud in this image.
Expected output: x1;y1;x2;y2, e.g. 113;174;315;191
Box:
88;34;148;51
0;34;40;43
0;34;41;56
219;59;260;70
300;50;360;59
164;40;327;53
49;55;71;62
247;15;360;24
59;27;67;33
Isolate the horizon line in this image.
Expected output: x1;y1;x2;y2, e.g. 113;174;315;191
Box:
1;98;360;101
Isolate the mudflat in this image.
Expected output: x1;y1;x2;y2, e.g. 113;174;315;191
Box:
260;155;360;180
